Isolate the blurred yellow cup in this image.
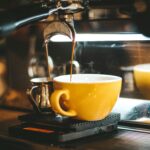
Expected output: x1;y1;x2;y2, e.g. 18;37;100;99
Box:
134;64;150;99
50;74;122;121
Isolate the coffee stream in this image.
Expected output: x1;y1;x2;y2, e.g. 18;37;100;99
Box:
70;32;76;82
44;26;76;82
68;23;76;82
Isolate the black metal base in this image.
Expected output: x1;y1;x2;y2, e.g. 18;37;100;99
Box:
9;113;120;142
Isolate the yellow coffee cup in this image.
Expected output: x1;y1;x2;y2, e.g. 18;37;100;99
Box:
134;64;150;99
50;74;122;121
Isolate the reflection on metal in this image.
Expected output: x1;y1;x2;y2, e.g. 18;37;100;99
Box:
118;125;150;134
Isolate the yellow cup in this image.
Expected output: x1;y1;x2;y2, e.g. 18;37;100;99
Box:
134;64;150;99
50;74;122;121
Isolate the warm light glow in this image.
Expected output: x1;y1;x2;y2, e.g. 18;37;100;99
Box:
50;33;150;42
50;34;71;42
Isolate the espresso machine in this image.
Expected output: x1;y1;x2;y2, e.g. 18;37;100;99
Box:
0;0;150;142
0;0;150;37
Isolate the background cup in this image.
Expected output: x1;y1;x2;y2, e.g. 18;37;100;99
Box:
134;64;150;99
50;74;122;121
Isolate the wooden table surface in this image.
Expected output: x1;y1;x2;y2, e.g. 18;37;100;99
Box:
0;108;150;150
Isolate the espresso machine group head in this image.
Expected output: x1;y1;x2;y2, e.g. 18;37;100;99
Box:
0;0;150;37
0;0;84;36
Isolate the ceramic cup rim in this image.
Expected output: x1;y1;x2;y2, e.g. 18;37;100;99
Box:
53;74;122;84
134;63;150;72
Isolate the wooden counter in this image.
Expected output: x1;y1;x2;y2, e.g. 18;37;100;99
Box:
0;108;150;150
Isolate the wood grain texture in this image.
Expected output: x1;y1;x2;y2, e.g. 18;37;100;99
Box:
1;108;150;150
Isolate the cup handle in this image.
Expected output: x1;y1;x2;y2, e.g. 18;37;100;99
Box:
50;89;77;117
26;86;41;113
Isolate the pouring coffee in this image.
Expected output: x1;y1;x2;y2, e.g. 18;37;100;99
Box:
42;15;122;121
43;15;76;81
